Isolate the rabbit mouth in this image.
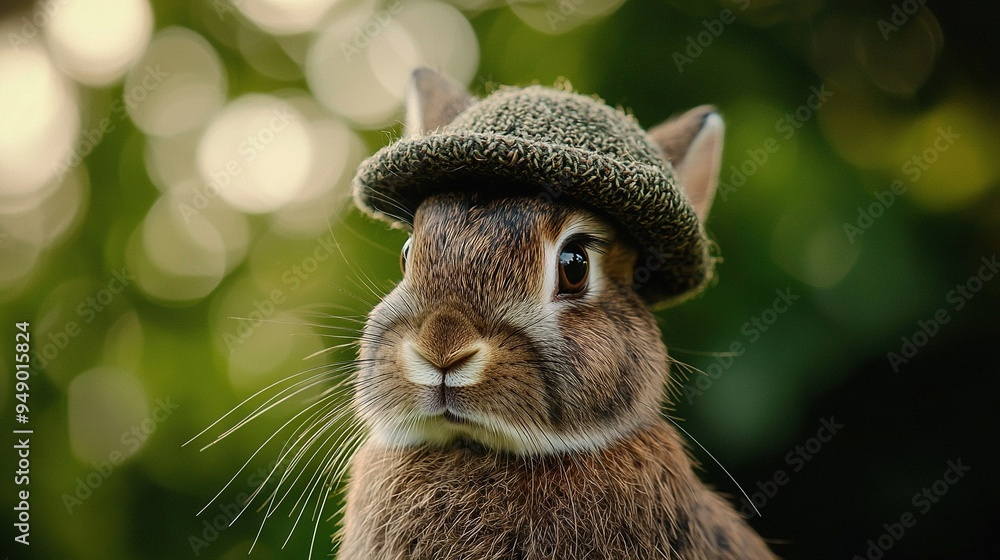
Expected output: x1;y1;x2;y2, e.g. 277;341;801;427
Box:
416;409;502;448
442;410;468;425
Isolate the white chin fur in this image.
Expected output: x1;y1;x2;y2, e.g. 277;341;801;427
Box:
367;414;639;457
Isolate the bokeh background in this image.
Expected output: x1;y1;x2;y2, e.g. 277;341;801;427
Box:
1;0;998;558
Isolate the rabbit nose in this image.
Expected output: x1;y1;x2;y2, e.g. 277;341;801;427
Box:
440;346;486;387
436;347;480;372
402;340;486;388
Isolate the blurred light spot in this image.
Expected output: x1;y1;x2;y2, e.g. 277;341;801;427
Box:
270;109;365;236
68;367;150;463
810;10;924;167
447;0;494;9
197;95;314;213
145;134;252;271
172;184;252;271
0;41;78;201
698;359;800;460
817;88;910;171
801;224;862;288
369;0;478;100
127;27;228;137
121;27;227;136
809;10;859;83
307;8;400;129
893;98;1000;210
857;6;943;97
275;33;311;66
237;25;304;82
0;176;61;217
103;311;145;372
226;311;302;390
144;129;202;193
45;0;154;86
143;196;227;275
507;0;626;35
270;195;345;238
740;0;825;26
307;0;478;128
127;194;228;302
192;0;241;50
237;0;338;35
772;210;861;289
824;89;1000;211
297;117;355;202
210;274;327;391
814;227;932;335
31;276;133;387
0;236;41;299
0;166;88;249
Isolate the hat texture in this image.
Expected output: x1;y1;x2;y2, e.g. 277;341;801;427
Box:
353;85;713;303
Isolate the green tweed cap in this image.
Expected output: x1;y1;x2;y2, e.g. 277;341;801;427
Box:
352;82;714;304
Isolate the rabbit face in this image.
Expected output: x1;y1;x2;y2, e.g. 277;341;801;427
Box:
356;192;669;456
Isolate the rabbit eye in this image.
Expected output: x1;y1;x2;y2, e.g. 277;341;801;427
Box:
400;237;412;273
558;240;589;295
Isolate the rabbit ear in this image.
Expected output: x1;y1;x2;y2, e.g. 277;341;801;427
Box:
404;68;474;136
648;105;725;221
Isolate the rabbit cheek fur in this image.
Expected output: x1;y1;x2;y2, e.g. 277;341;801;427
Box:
340;193;775;559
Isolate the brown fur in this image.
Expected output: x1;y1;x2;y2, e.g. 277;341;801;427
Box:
341;422;772;560
342;193;776;559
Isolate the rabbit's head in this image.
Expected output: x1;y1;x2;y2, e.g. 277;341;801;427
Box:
353;70;724;456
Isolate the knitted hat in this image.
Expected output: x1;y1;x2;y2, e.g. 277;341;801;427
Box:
353;78;719;304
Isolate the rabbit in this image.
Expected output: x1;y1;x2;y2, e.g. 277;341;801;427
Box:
339;68;777;560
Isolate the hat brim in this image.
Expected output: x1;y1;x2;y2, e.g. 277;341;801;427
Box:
353;132;713;303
